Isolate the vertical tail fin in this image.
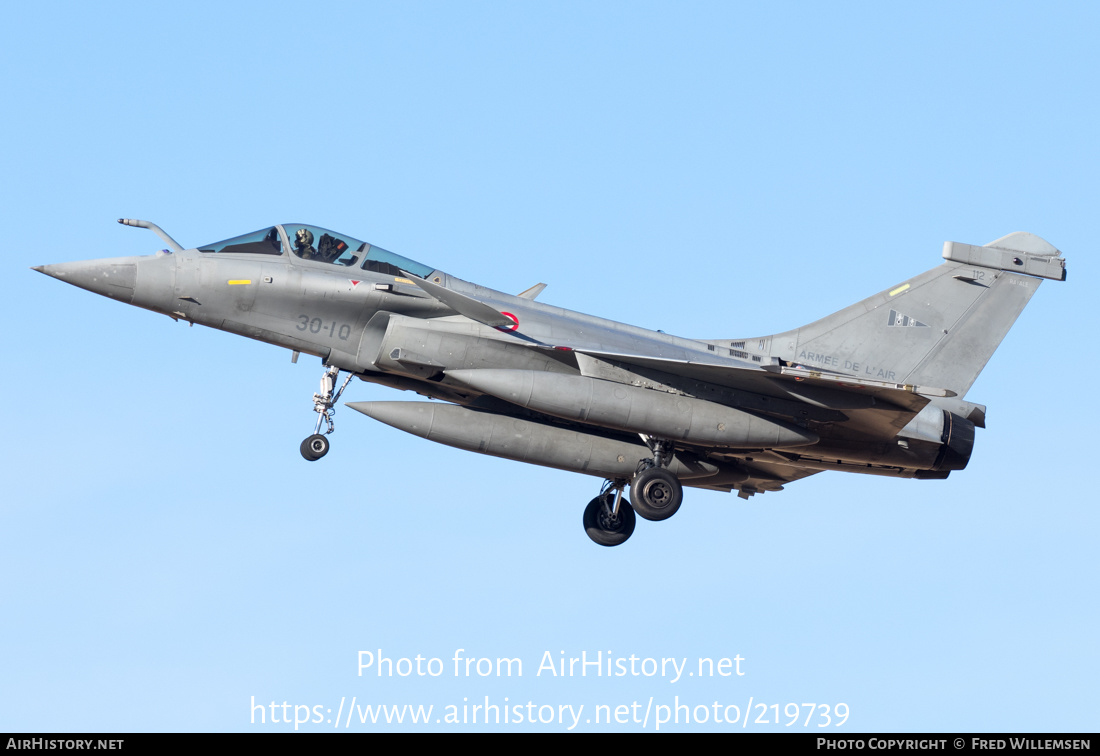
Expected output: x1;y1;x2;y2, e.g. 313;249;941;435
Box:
754;233;1066;397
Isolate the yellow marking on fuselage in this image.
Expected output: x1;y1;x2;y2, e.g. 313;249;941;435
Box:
227;280;252;285
889;283;910;296
394;277;413;284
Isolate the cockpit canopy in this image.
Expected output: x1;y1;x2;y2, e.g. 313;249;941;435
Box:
198;224;435;278
198;227;283;256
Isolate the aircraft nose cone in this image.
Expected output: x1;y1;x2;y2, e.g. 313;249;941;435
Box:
34;259;137;303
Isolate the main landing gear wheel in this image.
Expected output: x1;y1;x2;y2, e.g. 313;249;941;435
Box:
583;495;636;547
630;466;683;521
300;434;330;461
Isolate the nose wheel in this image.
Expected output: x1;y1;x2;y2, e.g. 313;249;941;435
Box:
300;366;353;461
300;434;330;461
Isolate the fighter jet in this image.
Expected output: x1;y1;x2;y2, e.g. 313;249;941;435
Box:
34;220;1067;546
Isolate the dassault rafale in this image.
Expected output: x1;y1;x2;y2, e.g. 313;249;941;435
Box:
35;220;1066;546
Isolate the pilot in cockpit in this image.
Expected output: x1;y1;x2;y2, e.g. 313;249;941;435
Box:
294;228;317;260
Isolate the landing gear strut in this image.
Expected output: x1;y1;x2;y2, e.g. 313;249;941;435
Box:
300;366;353;461
630;437;684;521
583;479;635;547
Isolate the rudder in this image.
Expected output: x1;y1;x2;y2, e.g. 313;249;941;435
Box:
752;233;1066;397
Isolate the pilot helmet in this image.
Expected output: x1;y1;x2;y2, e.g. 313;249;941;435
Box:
295;228;314;247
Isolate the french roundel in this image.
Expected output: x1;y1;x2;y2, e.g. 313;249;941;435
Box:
496;312;519;331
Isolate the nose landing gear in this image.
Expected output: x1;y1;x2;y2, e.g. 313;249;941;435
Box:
300;366;353;461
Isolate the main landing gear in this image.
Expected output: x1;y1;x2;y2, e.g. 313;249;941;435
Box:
582;438;686;546
630;437;683;521
300;366;353;461
583;480;635;547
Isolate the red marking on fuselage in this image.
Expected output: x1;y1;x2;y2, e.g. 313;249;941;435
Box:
496;312;519;331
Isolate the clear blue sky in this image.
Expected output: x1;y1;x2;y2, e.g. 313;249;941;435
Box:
2;1;1096;732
